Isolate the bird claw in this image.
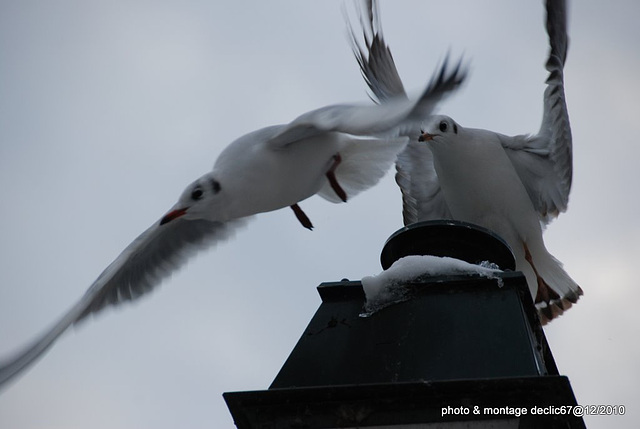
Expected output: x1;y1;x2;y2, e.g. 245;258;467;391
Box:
290;204;314;230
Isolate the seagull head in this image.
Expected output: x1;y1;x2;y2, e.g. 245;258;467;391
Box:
160;173;224;225
418;115;459;143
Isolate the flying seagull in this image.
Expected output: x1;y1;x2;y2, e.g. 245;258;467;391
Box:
347;0;581;323
0;57;466;389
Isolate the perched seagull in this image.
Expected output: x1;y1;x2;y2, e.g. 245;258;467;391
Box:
347;0;581;323
0;58;467;389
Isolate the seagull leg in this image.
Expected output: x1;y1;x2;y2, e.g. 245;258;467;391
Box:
326;153;347;203
290;204;314;230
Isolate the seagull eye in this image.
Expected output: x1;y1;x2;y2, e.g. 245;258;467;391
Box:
191;188;204;201
439;121;448;132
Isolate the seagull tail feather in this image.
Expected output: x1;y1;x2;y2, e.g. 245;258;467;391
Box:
525;242;583;324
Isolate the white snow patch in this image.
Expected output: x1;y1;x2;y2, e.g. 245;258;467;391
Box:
360;255;503;317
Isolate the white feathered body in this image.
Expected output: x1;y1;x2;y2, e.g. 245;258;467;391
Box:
430;128;541;246
429;126;578;306
213;126;340;219
213;125;407;220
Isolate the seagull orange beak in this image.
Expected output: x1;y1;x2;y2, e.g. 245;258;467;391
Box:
160;207;188;225
418;132;438;142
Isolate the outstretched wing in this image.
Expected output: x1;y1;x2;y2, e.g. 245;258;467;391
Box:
347;0;454;225
503;0;572;223
346;0;407;103
267;56;466;148
0;216;249;388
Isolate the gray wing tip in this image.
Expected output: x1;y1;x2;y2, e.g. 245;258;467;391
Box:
394;163;418;226
344;0;406;102
545;0;569;68
540;0;573;201
0;297;89;390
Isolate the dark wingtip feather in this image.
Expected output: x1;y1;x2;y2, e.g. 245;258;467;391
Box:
344;0;407;103
420;52;469;102
545;0;569;68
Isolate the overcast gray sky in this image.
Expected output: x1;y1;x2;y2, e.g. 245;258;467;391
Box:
0;1;638;428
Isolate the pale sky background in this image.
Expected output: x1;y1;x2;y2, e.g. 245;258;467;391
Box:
0;1;638;428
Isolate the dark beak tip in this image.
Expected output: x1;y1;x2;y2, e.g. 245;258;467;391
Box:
160;207;188;225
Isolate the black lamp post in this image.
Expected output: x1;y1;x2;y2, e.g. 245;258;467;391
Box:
224;221;585;428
